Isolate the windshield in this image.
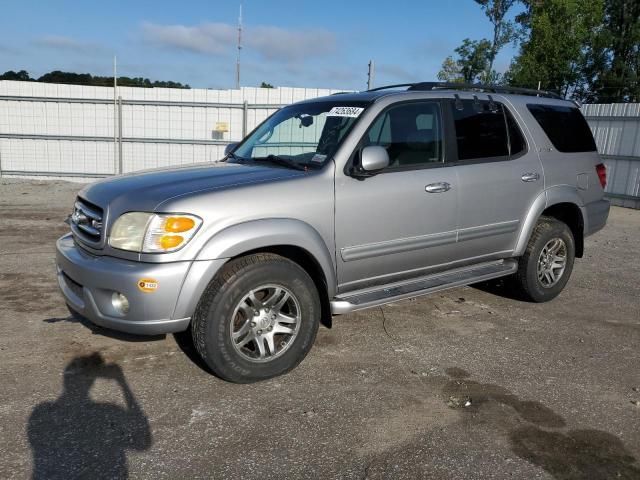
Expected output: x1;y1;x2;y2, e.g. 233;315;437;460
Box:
230;100;370;168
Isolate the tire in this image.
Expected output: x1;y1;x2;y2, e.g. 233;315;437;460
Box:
509;216;575;303
191;253;320;383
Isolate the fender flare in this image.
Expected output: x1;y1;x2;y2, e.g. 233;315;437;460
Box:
195;218;337;297
514;186;584;256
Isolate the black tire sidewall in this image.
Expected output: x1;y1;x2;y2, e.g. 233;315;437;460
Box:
523;221;575;302
200;258;320;382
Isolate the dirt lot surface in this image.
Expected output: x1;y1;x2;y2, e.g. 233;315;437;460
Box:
1;178;639;479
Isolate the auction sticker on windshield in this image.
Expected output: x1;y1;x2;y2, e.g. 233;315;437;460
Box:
328;106;364;118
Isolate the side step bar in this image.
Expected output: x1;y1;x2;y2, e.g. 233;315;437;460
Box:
330;259;518;315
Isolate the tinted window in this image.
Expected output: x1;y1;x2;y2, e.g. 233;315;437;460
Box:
453;100;509;160
505;108;526;156
527;104;596;152
364;102;443;169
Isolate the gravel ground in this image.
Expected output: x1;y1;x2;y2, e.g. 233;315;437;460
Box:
0;178;639;479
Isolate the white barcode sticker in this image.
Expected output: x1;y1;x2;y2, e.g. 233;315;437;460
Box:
327;106;364;118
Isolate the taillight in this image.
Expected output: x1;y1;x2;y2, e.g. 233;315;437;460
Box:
596;163;606;189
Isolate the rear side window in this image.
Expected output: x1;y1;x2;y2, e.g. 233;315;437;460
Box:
527;104;596;152
453;100;509;160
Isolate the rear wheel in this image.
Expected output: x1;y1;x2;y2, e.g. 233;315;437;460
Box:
191;253;320;383
509;217;575;302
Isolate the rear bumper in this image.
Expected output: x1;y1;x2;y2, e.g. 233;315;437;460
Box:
56;234;225;335
582;199;610;237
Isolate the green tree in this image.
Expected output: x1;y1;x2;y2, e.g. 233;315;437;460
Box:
437;39;494;83
0;70;33;81
474;0;518;79
437;56;465;82
585;0;640;102
259;82;275;88
506;0;604;97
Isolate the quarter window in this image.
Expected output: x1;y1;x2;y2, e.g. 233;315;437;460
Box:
363;102;443;169
527;104;597;153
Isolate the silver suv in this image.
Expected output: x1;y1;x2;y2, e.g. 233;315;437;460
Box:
56;82;610;382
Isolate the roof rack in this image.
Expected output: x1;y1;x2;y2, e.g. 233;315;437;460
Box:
367;81;563;100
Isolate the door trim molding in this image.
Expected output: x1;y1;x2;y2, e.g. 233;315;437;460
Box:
340;230;457;262
457;219;520;242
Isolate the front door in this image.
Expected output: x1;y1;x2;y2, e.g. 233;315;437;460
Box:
335;100;458;292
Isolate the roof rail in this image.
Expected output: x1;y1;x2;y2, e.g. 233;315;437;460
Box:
367;81;563;100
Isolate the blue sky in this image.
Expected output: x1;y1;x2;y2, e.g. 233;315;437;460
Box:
0;0;524;90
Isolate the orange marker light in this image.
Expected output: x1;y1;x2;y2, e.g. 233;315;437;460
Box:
165;217;195;233
159;235;184;250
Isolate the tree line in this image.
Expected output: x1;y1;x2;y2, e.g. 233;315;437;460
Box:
437;0;639;102
0;70;191;89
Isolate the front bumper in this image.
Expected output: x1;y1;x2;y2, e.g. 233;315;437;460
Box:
56;234;224;335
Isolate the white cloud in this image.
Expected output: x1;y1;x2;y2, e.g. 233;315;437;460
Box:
141;22;337;63
141;22;236;56
247;26;336;62
33;35;104;54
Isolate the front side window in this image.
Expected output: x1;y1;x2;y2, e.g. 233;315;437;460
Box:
362;102;443;169
232;101;370;169
527;104;597;153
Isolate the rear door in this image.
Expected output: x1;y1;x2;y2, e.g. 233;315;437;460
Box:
446;97;543;261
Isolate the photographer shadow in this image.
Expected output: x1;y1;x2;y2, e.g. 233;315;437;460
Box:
27;353;152;479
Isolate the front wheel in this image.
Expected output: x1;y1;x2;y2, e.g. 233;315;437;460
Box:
191;253;320;383
509;217;575;302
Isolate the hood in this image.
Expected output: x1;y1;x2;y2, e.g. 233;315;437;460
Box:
79;162;305;215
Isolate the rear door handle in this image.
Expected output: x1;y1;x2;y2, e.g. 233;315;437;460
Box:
521;172;540;182
425;182;451;193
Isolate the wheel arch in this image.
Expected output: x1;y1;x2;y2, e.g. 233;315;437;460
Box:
515;188;585;258
195;218;337;298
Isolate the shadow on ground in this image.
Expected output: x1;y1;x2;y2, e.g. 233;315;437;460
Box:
43;308;166;343
27;353;152;479
443;367;640;480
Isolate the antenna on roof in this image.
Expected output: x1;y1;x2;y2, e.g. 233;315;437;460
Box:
367;60;375;90
235;2;243;90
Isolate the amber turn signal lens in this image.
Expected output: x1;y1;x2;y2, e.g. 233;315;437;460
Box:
164;217;196;233
159;235;184;250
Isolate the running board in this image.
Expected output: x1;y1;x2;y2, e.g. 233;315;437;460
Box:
330;259;517;315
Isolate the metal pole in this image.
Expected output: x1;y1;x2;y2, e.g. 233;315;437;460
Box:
367;60;375;90
114;56;118;174
242;101;248;138
236;3;243;89
118;96;123;174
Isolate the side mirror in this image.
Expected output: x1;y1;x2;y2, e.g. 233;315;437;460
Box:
224;143;238;156
360;146;389;173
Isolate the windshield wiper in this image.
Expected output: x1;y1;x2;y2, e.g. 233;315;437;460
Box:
225;151;245;162
252;155;307;171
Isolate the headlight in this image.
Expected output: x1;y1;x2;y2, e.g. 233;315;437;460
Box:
109;212;202;253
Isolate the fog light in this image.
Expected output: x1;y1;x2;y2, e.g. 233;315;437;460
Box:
111;292;130;315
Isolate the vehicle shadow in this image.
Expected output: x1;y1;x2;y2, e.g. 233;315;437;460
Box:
443;367;640;479
471;278;530;302
43;306;166;342
172;330;215;375
27;353;152;479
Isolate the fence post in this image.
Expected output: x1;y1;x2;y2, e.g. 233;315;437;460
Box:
118;96;123;174
242;101;248;139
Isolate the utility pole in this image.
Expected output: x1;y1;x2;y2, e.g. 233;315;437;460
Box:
113;55;118;173
367;60;375;90
235;3;243;89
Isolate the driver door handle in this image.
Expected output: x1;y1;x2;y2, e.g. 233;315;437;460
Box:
425;182;451;193
521;172;540;182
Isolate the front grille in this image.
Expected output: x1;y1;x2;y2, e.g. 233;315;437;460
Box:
70;197;104;247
